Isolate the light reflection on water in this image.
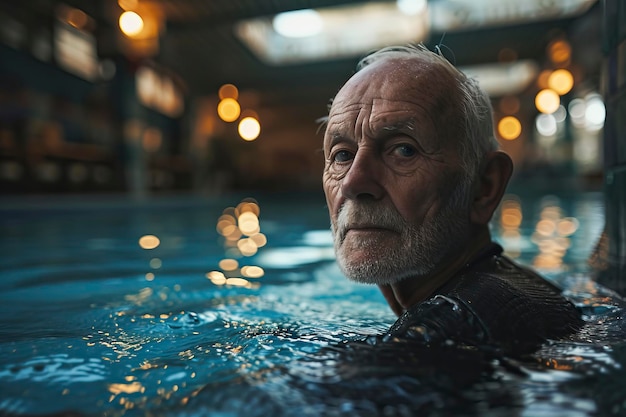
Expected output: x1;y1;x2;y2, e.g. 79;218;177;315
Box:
0;191;623;416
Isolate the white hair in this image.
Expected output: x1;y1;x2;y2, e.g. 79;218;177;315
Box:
353;44;499;179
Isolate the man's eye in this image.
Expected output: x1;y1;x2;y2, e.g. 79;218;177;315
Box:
332;150;353;163
393;144;417;157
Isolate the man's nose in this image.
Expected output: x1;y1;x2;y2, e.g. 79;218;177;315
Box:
341;150;385;200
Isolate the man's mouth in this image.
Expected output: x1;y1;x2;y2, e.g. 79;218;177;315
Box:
341;224;399;240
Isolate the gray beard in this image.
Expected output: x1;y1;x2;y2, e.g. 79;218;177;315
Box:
330;178;472;285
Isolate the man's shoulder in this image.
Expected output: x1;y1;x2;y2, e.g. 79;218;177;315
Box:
442;247;583;351
385;244;583;354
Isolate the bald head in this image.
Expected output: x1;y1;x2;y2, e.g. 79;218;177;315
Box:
328;44;498;179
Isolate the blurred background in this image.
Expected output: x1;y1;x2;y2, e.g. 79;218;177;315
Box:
0;0;607;196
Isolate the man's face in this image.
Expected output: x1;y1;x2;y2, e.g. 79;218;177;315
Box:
322;58;473;285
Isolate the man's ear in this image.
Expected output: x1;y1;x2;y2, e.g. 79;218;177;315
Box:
470;151;513;225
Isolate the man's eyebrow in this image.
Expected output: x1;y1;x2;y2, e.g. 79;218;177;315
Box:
380;119;416;133
325;131;348;144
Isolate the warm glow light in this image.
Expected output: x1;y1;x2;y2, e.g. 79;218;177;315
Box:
119;11;144;37
548;69;574;95
273;9;323;38
536;219;556;236
139;235;160;250
548;40;571;64
238;212;260;236
217;98;241;122
241;266;264;278
219;259;239;271
535;89;560;114
537;69;552;90
237;238;258;256
236;201;260;217
67;8;88;30
219;84;239;100
206;270;227;285
238;117;261;141
226;277;251;287
501;208;522;227
557;218;579;236
108;382;145;395
249;233;267;247
118;0;138;11
498;116;522;140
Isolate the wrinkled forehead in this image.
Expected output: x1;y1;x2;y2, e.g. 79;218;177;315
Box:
328;57;462;137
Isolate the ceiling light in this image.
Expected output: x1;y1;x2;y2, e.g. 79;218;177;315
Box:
238;117;261;141
548;69;574;95
535;89;560;114
119;11;143;37
217;98;240;122
237;2;428;64
397;0;427;16
498;116;522;141
273;9;323;38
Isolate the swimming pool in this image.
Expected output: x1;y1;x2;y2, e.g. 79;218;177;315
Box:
0;189;624;416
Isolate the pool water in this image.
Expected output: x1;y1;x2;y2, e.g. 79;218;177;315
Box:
0;190;624;417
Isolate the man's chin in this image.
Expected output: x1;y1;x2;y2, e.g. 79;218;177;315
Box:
337;259;408;286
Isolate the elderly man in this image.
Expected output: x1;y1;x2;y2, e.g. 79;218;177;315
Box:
322;45;582;354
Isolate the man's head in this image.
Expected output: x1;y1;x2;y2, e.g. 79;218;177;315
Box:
322;44;512;286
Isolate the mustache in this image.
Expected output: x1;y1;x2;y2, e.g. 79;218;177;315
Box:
334;201;405;240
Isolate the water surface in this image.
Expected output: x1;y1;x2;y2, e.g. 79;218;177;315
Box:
0;190;623;416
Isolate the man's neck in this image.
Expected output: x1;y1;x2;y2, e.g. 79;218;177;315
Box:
388;228;493;312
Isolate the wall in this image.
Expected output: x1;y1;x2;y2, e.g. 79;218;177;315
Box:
599;0;626;294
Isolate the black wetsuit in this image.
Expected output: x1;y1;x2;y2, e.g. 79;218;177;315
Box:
383;243;583;355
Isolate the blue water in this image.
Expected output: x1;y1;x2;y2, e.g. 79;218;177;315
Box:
0;190;624;417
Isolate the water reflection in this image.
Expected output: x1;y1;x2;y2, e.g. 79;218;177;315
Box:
532;196;579;270
207;198;267;288
496;193;590;271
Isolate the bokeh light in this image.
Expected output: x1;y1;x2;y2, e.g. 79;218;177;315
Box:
219;259;239;271
206;271;227;285
535;89;560;114
119;11;144;37
238;117;261;141
498;116;522;140
568;98;586;128
209;199;268;288
139;235;160;250
218;84;239;100
536;114;557;136
238;212;260;235
584;93;606;130
241;266;264;278
548;39;571;64
498;196;523;258
273;9;323;38
548;69;574;96
531;200;578;271
217;98;241;122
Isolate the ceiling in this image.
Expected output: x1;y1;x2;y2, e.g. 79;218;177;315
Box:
0;0;604;105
